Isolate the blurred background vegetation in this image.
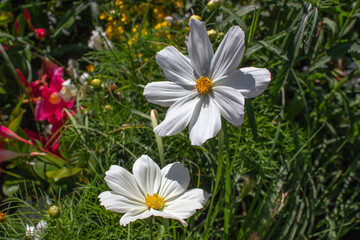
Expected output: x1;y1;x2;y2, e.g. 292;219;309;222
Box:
0;0;359;239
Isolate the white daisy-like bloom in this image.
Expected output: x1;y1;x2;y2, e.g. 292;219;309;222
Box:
79;72;90;83
143;19;271;146
88;30;114;50
98;155;211;227
25;220;47;240
59;79;77;102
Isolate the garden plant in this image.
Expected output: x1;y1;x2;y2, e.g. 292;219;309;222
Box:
0;0;359;239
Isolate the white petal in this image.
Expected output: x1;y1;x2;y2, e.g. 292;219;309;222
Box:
104;165;145;203
158;163;190;201
120;208;152;226
152;209;188;227
154;94;199;136
216;67;271;98
212;86;245;126
188;95;221;146
210;26;245;81
188;19;214;78
62;79;72;88
156;46;196;86
133;155;162;195
36;220;47;230
164;189;211;224
143;81;193;107
98;191;145;213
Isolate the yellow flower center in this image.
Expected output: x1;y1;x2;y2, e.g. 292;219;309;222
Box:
145;193;166;210
49;92;61;104
195;76;213;94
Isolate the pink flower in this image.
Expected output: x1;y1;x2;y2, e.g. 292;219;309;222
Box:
14;19;20;35
24;8;31;22
0;149;25;162
34;67;74;122
0;126;33;146
24;129;60;156
16;68;31;89
35;28;46;39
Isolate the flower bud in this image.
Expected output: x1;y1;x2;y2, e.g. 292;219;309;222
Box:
0;212;6;222
207;29;217;41
207;0;222;10
14;19;20;35
91;78;102;89
24;9;31;22
35;28;46;39
104;105;112;111
48;205;60;218
218;31;225;39
189;15;202;21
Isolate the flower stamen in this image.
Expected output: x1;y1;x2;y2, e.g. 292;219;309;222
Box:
49;92;61;104
195;76;213;94
145;193;166;210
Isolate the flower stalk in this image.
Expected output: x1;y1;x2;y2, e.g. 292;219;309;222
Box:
204;125;225;238
150;109;165;167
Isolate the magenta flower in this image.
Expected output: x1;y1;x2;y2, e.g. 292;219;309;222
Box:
24;129;60;156
34;67;74;122
0;126;32;146
35;28;46;39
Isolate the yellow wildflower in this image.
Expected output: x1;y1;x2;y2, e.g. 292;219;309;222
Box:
86;64;95;72
99;12;107;20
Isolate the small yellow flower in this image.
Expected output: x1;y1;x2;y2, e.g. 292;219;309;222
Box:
0;212;6;222
99;12;107;20
117;26;124;34
175;1;184;8
86;64;95;72
115;0;123;6
121;13;129;24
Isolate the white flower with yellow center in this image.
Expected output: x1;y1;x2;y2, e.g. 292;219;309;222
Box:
98;155;211;227
144;19;271;146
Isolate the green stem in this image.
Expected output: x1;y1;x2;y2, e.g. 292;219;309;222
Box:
223;120;231;237
150;110;165;167
128;223;131;240
149;217;154;240
204;125;225;239
0;43;24;96
162;218;170;240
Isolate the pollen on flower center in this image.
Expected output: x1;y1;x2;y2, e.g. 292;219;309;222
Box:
49;92;61;104
195;76;213;94
145;193;166;210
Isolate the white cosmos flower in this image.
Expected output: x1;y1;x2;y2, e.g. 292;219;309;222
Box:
25;220;47;240
143;19;271;146
98;155;211;227
88;30;114;50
